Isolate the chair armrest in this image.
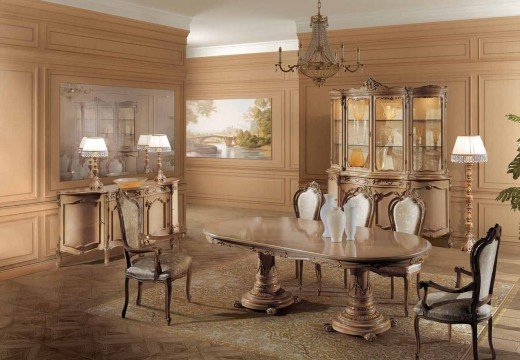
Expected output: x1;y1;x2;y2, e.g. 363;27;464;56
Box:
419;280;475;311
127;246;161;255
454;266;473;287
147;226;187;241
128;246;162;280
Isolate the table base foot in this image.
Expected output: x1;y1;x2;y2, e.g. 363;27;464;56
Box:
331;267;391;338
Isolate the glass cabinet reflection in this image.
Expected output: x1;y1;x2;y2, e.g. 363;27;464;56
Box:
346;97;370;169
412;96;443;172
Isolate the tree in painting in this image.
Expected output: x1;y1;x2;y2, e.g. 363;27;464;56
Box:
236;98;272;148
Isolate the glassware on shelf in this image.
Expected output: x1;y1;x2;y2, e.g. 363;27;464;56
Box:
348;148;365;167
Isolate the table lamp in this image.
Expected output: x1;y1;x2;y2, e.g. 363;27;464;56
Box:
80;137;109;190
137;134;153;174
147;134;171;183
451;135;488;252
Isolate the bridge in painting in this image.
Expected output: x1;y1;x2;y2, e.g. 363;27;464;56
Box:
188;135;236;147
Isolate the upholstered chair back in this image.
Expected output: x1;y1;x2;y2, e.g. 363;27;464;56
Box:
293;181;322;220
472;224;501;302
116;190;142;251
388;190;426;236
341;187;375;227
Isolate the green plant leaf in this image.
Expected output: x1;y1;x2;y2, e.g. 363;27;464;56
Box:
496;187;520;211
506;114;520;123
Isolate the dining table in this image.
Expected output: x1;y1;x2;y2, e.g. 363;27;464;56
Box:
203;216;431;341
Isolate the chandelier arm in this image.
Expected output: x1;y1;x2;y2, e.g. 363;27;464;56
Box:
343;62;364;73
275;63;300;73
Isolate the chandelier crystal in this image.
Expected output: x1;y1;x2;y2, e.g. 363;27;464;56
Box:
276;0;364;86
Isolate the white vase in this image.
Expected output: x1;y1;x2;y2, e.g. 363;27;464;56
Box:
327;206;346;243
343;204;358;241
320;194;335;238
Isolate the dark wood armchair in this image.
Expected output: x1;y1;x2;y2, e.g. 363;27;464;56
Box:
414;224;502;359
291;181;323;294
116;189;192;325
372;189;426;316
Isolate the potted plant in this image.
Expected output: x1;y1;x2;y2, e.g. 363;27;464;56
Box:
496;114;520;210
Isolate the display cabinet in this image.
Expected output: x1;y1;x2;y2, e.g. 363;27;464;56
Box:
328;78;451;245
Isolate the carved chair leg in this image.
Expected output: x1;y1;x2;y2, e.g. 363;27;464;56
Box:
136;281;143;306
295;260;299;279
315;263;322;296
414;315;421;360
416;272;421;300
297;260;304;292
448;324;452;342
404;275;410;317
471;322;479;360
343;269;348;289
186;265;192;303
122;277;129;319
165;279;172;326
390;276;395;299
488;318;496;359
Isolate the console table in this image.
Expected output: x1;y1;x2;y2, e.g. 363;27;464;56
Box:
56;179;181;267
204;216;431;341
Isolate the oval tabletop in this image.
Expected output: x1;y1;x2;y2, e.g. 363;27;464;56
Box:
203;216;431;264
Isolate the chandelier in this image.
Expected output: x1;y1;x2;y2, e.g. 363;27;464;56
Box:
276;0;364;86
60;83;92;101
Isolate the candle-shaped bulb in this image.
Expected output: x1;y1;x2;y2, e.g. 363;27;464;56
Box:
278;47;282;64
341;43;345;61
356;47;360;63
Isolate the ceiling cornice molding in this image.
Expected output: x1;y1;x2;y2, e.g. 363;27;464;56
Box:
187;40;299;58
296;1;520;33
43;0;192;30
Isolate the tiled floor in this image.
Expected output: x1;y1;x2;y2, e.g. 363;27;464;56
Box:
0;204;519;359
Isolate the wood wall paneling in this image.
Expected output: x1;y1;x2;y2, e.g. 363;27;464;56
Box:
0;214;38;267
185;52;299;210
0;0;187;278
0;64;37;203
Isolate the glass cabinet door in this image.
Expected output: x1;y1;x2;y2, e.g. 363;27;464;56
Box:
330;97;343;167
374;96;404;172
346;97;370;169
412;96;443;172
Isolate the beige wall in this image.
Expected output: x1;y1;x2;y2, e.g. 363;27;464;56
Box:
298;16;520;248
185;53;299;211
0;0;188;279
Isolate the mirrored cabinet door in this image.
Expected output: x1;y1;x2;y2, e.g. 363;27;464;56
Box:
346;97;371;170
412;96;443;172
374;96;404;172
330;97;343;167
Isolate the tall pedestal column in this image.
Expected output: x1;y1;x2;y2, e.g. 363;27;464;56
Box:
462;163;475;252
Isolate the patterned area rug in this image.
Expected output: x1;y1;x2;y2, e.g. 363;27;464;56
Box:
88;256;514;360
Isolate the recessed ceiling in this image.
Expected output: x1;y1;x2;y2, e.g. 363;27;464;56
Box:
45;0;520;57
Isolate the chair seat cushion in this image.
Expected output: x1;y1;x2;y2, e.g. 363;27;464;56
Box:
414;291;492;322
373;263;421;276
126;250;192;281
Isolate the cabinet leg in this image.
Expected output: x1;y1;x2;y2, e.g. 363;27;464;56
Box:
104;249;110;266
55;249;62;268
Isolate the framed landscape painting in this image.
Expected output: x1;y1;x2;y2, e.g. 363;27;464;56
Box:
186;98;272;160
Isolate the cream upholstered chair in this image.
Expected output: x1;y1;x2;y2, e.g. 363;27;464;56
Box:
414;224;502;360
341;187;375;289
291;181;323;294
116;190;192;325
372;189;426;316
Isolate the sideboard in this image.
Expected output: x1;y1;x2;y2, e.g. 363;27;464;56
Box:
56;179;181;267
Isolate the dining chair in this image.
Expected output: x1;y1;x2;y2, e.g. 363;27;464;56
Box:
116;189;192;325
372;189;426;316
414;224;502;360
341;186;375;289
292;181;324;294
